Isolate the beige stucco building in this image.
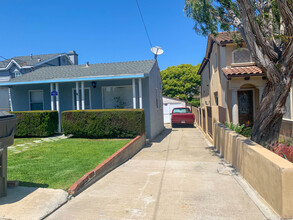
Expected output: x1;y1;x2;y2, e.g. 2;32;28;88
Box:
198;32;293;139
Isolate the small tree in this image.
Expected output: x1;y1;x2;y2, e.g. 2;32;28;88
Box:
185;0;293;146
160;64;201;101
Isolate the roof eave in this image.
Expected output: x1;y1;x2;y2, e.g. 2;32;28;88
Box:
225;73;265;80
0;73;149;87
197;58;209;75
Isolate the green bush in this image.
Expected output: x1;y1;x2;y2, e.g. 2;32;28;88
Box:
62;109;145;138
11;111;58;137
189;98;200;107
225;121;252;137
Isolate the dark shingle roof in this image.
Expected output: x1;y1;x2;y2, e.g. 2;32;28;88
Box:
0;53;65;68
0;59;12;68
8;60;156;83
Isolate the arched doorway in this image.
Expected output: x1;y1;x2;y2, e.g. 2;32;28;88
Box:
238;84;256;127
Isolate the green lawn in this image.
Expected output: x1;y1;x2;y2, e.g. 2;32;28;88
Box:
7;138;130;190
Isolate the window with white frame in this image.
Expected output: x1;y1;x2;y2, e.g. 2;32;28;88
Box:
72;88;91;109
29;90;44;110
102;86;133;109
13;69;21;78
232;48;252;64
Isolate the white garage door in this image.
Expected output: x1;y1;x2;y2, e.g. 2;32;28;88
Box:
163;103;185;123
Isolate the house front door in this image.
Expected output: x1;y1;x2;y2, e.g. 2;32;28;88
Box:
238;90;254;127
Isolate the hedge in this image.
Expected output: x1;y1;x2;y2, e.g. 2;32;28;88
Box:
62;109;145;138
11;111;58;137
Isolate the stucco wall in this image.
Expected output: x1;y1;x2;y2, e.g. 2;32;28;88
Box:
214;122;293;218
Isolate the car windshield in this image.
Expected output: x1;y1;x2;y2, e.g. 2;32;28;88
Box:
173;108;191;113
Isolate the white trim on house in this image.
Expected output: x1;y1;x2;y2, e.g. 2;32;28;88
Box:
72;87;92;110
0;60;23;71
50;83;55;110
132;79;136;109
28;89;44;111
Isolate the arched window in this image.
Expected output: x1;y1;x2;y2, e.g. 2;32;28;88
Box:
232;48;252;64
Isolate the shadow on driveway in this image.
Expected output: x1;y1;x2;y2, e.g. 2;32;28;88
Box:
0;186;38;205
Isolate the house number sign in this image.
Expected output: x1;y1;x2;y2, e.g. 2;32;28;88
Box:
51;91;58;96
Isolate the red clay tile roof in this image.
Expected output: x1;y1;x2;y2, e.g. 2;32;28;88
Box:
210;32;243;45
222;66;264;79
198;31;244;75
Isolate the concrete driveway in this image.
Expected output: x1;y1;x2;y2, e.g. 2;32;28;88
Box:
47;126;276;220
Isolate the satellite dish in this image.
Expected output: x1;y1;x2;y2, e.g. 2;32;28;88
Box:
151;46;164;59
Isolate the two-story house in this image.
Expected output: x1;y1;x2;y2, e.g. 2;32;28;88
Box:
198;32;293;139
0;51;78;110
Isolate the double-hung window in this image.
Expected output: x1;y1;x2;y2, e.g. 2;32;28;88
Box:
29;90;44;110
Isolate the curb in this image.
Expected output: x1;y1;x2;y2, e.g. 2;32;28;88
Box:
67;134;146;196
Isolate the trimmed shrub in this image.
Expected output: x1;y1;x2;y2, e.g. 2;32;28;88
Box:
62;109;145;138
11;111;58;137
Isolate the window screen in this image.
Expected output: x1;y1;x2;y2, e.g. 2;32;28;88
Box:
103;86;133;109
233;49;251;63
30;90;43;110
73;88;91;109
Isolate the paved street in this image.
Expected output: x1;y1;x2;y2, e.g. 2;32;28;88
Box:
48;126;274;220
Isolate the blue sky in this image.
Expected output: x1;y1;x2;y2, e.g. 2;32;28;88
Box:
0;0;207;70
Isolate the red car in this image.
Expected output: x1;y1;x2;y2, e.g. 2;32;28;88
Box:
171;107;195;127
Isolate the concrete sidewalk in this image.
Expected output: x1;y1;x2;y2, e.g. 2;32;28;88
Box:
0;186;67;220
47;126;277;219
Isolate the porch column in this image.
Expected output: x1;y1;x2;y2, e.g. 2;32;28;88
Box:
76;82;80;110
81;81;85;110
132;79;136;109
258;87;264;103
138;78;143;109
55;83;61;133
50;83;55;110
232;89;239;124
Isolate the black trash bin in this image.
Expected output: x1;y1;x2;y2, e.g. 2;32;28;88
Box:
0;111;16;197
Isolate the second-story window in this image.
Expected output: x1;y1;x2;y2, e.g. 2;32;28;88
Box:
13;70;22;78
232;48;252;64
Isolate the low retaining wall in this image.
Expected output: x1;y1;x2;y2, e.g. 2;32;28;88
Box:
68;134;146;196
214;123;293;218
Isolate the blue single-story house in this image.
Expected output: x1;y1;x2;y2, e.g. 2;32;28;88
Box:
0;60;164;139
